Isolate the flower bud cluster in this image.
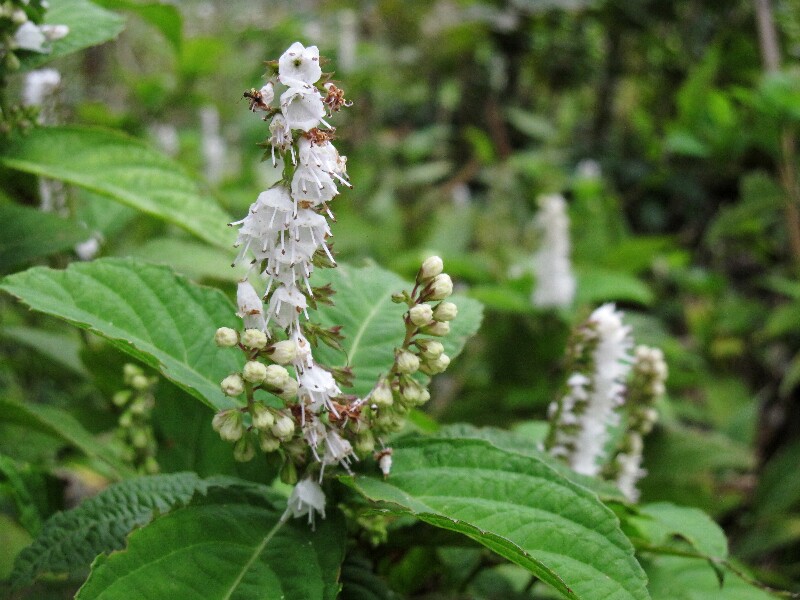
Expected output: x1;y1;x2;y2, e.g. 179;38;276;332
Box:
1;1;68;135
609;345;667;502
544;304;633;476
362;257;458;443
112;364;159;474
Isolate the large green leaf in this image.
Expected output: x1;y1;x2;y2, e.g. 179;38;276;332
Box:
0;203;89;274
0;258;242;411
0;127;234;249
314;264;483;397
11;473;210;587
343;437;650;600
0;398;131;479
19;0;126;71
75;501;346;600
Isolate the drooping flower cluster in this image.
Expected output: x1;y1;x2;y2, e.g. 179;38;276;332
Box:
608;345;667;501
545;304;633;476
212;43;460;527
531;194;576;309
112;364;159;475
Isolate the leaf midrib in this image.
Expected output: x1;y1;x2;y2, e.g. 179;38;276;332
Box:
220;518;285;600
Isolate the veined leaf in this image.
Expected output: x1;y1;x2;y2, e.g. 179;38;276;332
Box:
19;0;126;71
314;264;483;397
75;501;346;600
343;437;650;600
11;472;209;587
645;557;775;600
0;258;242;411
0;127;234;249
0;398;131;479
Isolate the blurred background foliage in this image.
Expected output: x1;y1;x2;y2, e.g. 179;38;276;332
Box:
2;0;800;596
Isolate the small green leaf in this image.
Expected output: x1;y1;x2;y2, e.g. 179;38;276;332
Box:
344;437;650;600
0;127;234;249
75;501;346;600
629;502;728;560
0;398;131;479
11;472;210;587
645;557;776;600
313;264;483;397
19;0;126;71
0;203;89;274
0;258;242;410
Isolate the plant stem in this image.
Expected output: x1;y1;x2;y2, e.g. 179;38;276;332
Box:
753;0;800;268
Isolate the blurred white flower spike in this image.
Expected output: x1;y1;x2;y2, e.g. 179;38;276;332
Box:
531;194;576;309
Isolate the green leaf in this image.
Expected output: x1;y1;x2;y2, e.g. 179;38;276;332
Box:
575;267;654;306
0;203;89;274
19;0;126;71
629;502;728;560
340;553;397;600
0;127;234;249
93;0;181;51
0;258;243;411
645;557;776;600
343;437;649;600
313;264;483;397
130;238;246;282
11;472;210;587
0;398;131;479
0;455;42;535
436;423;627;502
1;325;88;377
75;501;346;600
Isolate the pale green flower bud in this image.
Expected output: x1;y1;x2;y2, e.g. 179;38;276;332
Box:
271;414;295;440
395;349;420;374
267;340;297;365
221;373;245;396
264;364;291;388
212;410;244;442
370;379;393;407
408;304;433;327
418;387;431;404
143;456;159;474
234;436;256;462
277;377;299;402
215;327;239;347
241;328;268;350
259;431;281;452
427;274;453;301
423;321;450;337
433;301;458;322
242;360;268;383
400;379;425;405
355;430;375;455
112;390;132;407
418;256;443;282
118;412;133;428
252;403;275;430
418;340;444;360
123;364;143;383
130;374;150;391
425;353;450;374
131;428;149;449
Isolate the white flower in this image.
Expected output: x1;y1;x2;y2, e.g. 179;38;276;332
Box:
284;478;326;528
14;22;47;52
531;194;576;309
298;138;350;188
236;281;266;331
267;285;307;329
322;428;355;473
259;82;275;106
278;42;322;87
231;186;293;265
22;68;61;106
280;85;326;131
298;363;341;413
40;24;69;41
291;165;338;205
268;113;293;165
